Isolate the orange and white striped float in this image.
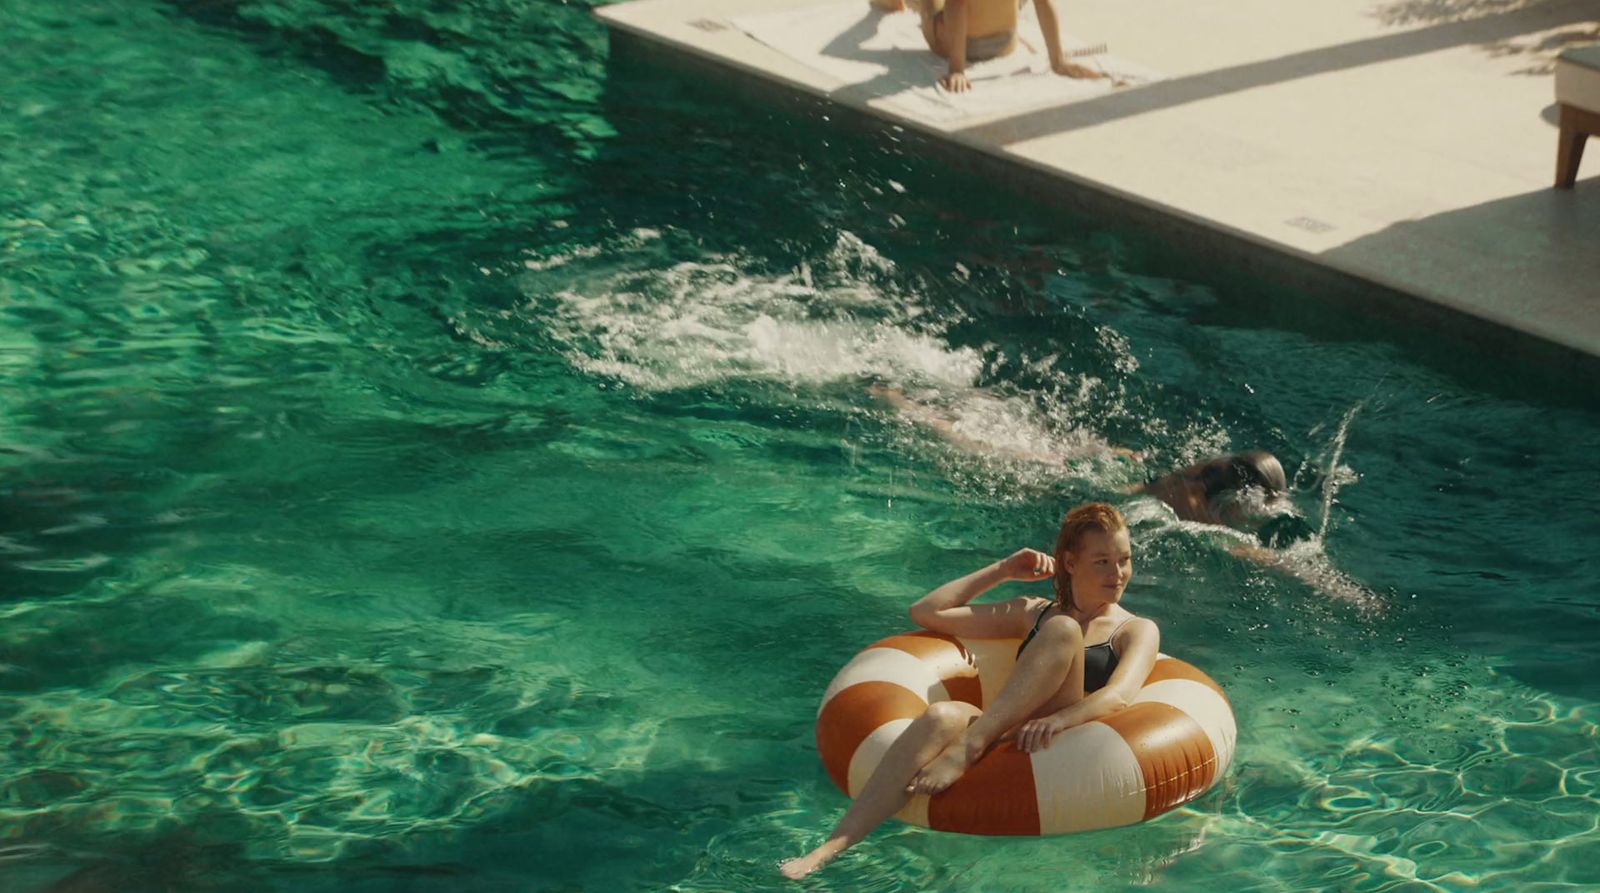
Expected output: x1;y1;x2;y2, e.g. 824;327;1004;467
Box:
815;630;1236;836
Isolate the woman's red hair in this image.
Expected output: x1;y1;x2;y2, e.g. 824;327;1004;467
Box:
1052;502;1128;609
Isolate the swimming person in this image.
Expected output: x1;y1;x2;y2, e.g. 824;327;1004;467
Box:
1138;450;1315;549
867;385;1315;548
870;0;1106;92
1140;450;1285;523
780;502;1160;879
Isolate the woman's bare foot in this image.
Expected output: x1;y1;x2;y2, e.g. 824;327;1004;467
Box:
779;838;848;879
905;739;977;795
869;0;906;10
779;857;817;880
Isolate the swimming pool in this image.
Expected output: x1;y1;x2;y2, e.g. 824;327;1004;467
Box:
3;1;1598;890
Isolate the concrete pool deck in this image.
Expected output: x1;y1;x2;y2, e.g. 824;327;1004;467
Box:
596;0;1600;359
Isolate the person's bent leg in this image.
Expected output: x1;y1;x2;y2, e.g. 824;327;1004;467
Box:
907;615;1082;794
780;700;980;879
919;0;949;56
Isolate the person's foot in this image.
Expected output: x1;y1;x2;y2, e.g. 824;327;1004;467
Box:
779;839;847;879
779;857;820;880
905;740;976;795
868;0;906;11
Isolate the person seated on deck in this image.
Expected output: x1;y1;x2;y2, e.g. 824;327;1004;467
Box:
780;502;1159;879
870;0;1106;92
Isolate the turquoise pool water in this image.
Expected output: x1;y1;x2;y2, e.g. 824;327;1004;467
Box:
4;1;1599;890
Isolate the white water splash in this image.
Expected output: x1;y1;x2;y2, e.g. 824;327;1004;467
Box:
1313;403;1364;542
531;230;1126;474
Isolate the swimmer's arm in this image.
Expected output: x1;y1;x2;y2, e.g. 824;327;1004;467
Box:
1227;542;1280;565
909;549;1053;638
1015;619;1161;752
1067;619;1161;719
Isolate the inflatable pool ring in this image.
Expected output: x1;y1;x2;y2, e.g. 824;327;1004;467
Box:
814;630;1236;835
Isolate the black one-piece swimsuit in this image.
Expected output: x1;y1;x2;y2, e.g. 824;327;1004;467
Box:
1015;606;1130;693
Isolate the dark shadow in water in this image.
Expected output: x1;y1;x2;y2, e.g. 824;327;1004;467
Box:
0;589;280;693
166;0;390;85
0;763;754;893
5;741;1225;893
4;832;253;893
8;834;477;893
161;0;604;151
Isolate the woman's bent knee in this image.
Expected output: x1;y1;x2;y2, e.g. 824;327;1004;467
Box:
921;700;977;731
1036;614;1083;645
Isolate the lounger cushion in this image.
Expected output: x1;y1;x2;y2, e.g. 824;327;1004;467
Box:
1556;45;1600;112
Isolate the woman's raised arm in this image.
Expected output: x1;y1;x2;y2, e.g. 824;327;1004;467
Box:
908;549;1054;639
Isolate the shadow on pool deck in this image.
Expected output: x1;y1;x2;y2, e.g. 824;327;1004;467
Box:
1321;179;1600;359
952;0;1598;144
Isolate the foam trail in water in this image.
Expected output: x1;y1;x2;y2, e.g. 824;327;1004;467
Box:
531;230;1125;481
538;233;975;392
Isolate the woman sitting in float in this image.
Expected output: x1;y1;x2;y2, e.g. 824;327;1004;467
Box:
782;502;1158;879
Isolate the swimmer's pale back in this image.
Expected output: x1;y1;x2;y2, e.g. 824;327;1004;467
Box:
814;631;1236;835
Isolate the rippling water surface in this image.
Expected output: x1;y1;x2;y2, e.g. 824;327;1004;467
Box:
4;1;1599;890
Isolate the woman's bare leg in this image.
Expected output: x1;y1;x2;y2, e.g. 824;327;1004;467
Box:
907;615;1083;794
921;7;946;56
780;700;980;879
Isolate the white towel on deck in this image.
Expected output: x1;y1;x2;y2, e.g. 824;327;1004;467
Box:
730;1;1159;125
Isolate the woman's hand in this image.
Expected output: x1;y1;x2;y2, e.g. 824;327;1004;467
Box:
1050;58;1105;80
1016;715;1069;752
939;70;972;93
999;548;1055;581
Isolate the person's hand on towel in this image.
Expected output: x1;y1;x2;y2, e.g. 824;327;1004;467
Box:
1051;57;1104;80
939;69;972;92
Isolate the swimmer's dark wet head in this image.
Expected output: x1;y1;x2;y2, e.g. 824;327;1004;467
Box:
1195;450;1288;501
1144;450;1301;532
1203;452;1297;531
